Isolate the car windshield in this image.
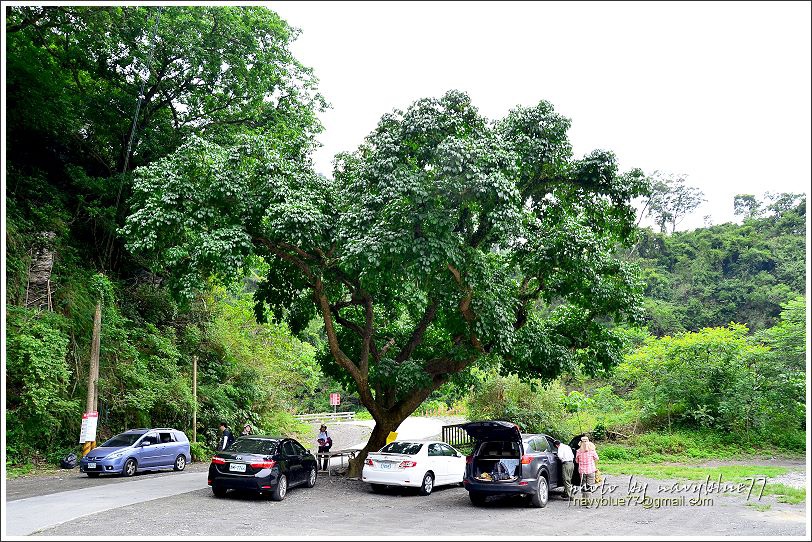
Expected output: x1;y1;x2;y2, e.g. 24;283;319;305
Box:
228;438;278;455
380;442;423;455
101;433;143;447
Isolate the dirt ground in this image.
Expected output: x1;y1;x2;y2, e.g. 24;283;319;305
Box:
29;470;806;537
5;424;806;536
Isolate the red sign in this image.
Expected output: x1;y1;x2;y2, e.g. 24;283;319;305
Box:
330;393;341;406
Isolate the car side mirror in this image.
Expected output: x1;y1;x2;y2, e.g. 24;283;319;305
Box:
141;441;151;447
455;453;462;458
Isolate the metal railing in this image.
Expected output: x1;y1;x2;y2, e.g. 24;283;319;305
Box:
442;423;474;448
293;411;356;422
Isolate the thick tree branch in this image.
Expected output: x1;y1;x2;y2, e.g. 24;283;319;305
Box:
379;337;396;358
358;295;374;374
394;301;438;364
254;236;315;282
424;357;472;376
447;263;483;351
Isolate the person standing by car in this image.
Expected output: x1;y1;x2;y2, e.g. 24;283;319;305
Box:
316;424;332;471
554;439;575;499
575;436;599;504
219;422;235;451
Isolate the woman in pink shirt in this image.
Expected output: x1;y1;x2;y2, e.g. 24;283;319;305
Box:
575;436;599;501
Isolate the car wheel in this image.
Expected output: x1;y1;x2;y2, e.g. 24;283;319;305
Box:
418;472;434;496
469;491;487;506
122;458;137;477
271;474;288;501
305;466;317;488
173;454;186;471
530;473;549;508
87;472;100;478
212;486;227;498
370;483;386;493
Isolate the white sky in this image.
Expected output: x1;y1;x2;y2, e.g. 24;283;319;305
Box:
270;0;811;231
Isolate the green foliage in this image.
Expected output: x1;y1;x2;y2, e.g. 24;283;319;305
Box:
763;484;806;505
616;319;805;435
638;172;705;234
124;89;648;439
600;463;789;481
189;441;214;462
5;307;83;462
4;5;329;467
633;193;805;334
466;373;574;438
257;411;312;443
597;428;804;463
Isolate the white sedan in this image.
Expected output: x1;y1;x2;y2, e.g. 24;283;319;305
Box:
362;440;466;496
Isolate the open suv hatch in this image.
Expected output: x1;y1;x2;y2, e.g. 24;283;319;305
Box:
462;421;579;508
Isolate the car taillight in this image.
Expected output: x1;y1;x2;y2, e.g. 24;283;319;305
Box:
520;455;533;464
250;460;276;469
211;457;225;465
466;455;473;464
398;460;417;468
365;458;374;466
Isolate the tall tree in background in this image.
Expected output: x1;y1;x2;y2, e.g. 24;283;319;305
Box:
5;6;326;460
636;172;704;233
734;194;762;220
6;5;325;270
124;91;649;473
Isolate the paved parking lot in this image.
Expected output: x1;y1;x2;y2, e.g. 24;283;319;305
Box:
11;468;805;537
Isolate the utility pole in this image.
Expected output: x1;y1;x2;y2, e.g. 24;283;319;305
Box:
192;355;198;443
82;300;102;456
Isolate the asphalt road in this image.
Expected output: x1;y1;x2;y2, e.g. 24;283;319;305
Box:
4;467;806;537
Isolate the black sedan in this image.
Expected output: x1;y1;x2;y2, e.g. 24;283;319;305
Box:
208;436;318;500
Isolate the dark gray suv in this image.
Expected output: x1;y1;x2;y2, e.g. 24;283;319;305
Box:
462;420;575;507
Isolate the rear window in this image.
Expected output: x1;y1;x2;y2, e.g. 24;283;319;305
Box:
101;433;143;447
229;438;278;455
380;442;423;455
477;441;521;457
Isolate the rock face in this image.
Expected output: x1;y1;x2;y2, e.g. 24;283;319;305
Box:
25;231;56;311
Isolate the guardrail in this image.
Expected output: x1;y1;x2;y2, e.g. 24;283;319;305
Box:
294;411;356;422
442;423;474;448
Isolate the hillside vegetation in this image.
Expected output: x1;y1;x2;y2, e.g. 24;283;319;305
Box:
4;6;806;471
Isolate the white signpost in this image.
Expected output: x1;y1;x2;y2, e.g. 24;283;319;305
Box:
79;411;99;444
329;392;341;414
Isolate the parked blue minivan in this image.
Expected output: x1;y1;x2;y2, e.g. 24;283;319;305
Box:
79;428;191;477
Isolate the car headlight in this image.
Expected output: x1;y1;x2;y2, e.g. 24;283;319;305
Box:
106;450;126;459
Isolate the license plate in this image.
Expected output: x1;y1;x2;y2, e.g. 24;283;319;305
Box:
87;462;96;469
381;462;391;470
229;463;246;473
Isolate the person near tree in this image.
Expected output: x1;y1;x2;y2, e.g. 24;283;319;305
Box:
575;436;599;503
316;424;332;471
554;439;575;499
219;422;235;451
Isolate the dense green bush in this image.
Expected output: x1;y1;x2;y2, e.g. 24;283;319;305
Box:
189;441;213;462
615;310;805;436
6;307;83;463
466;373;574;438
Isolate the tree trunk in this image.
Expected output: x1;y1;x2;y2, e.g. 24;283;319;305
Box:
346;412;403;478
86;301;102;413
